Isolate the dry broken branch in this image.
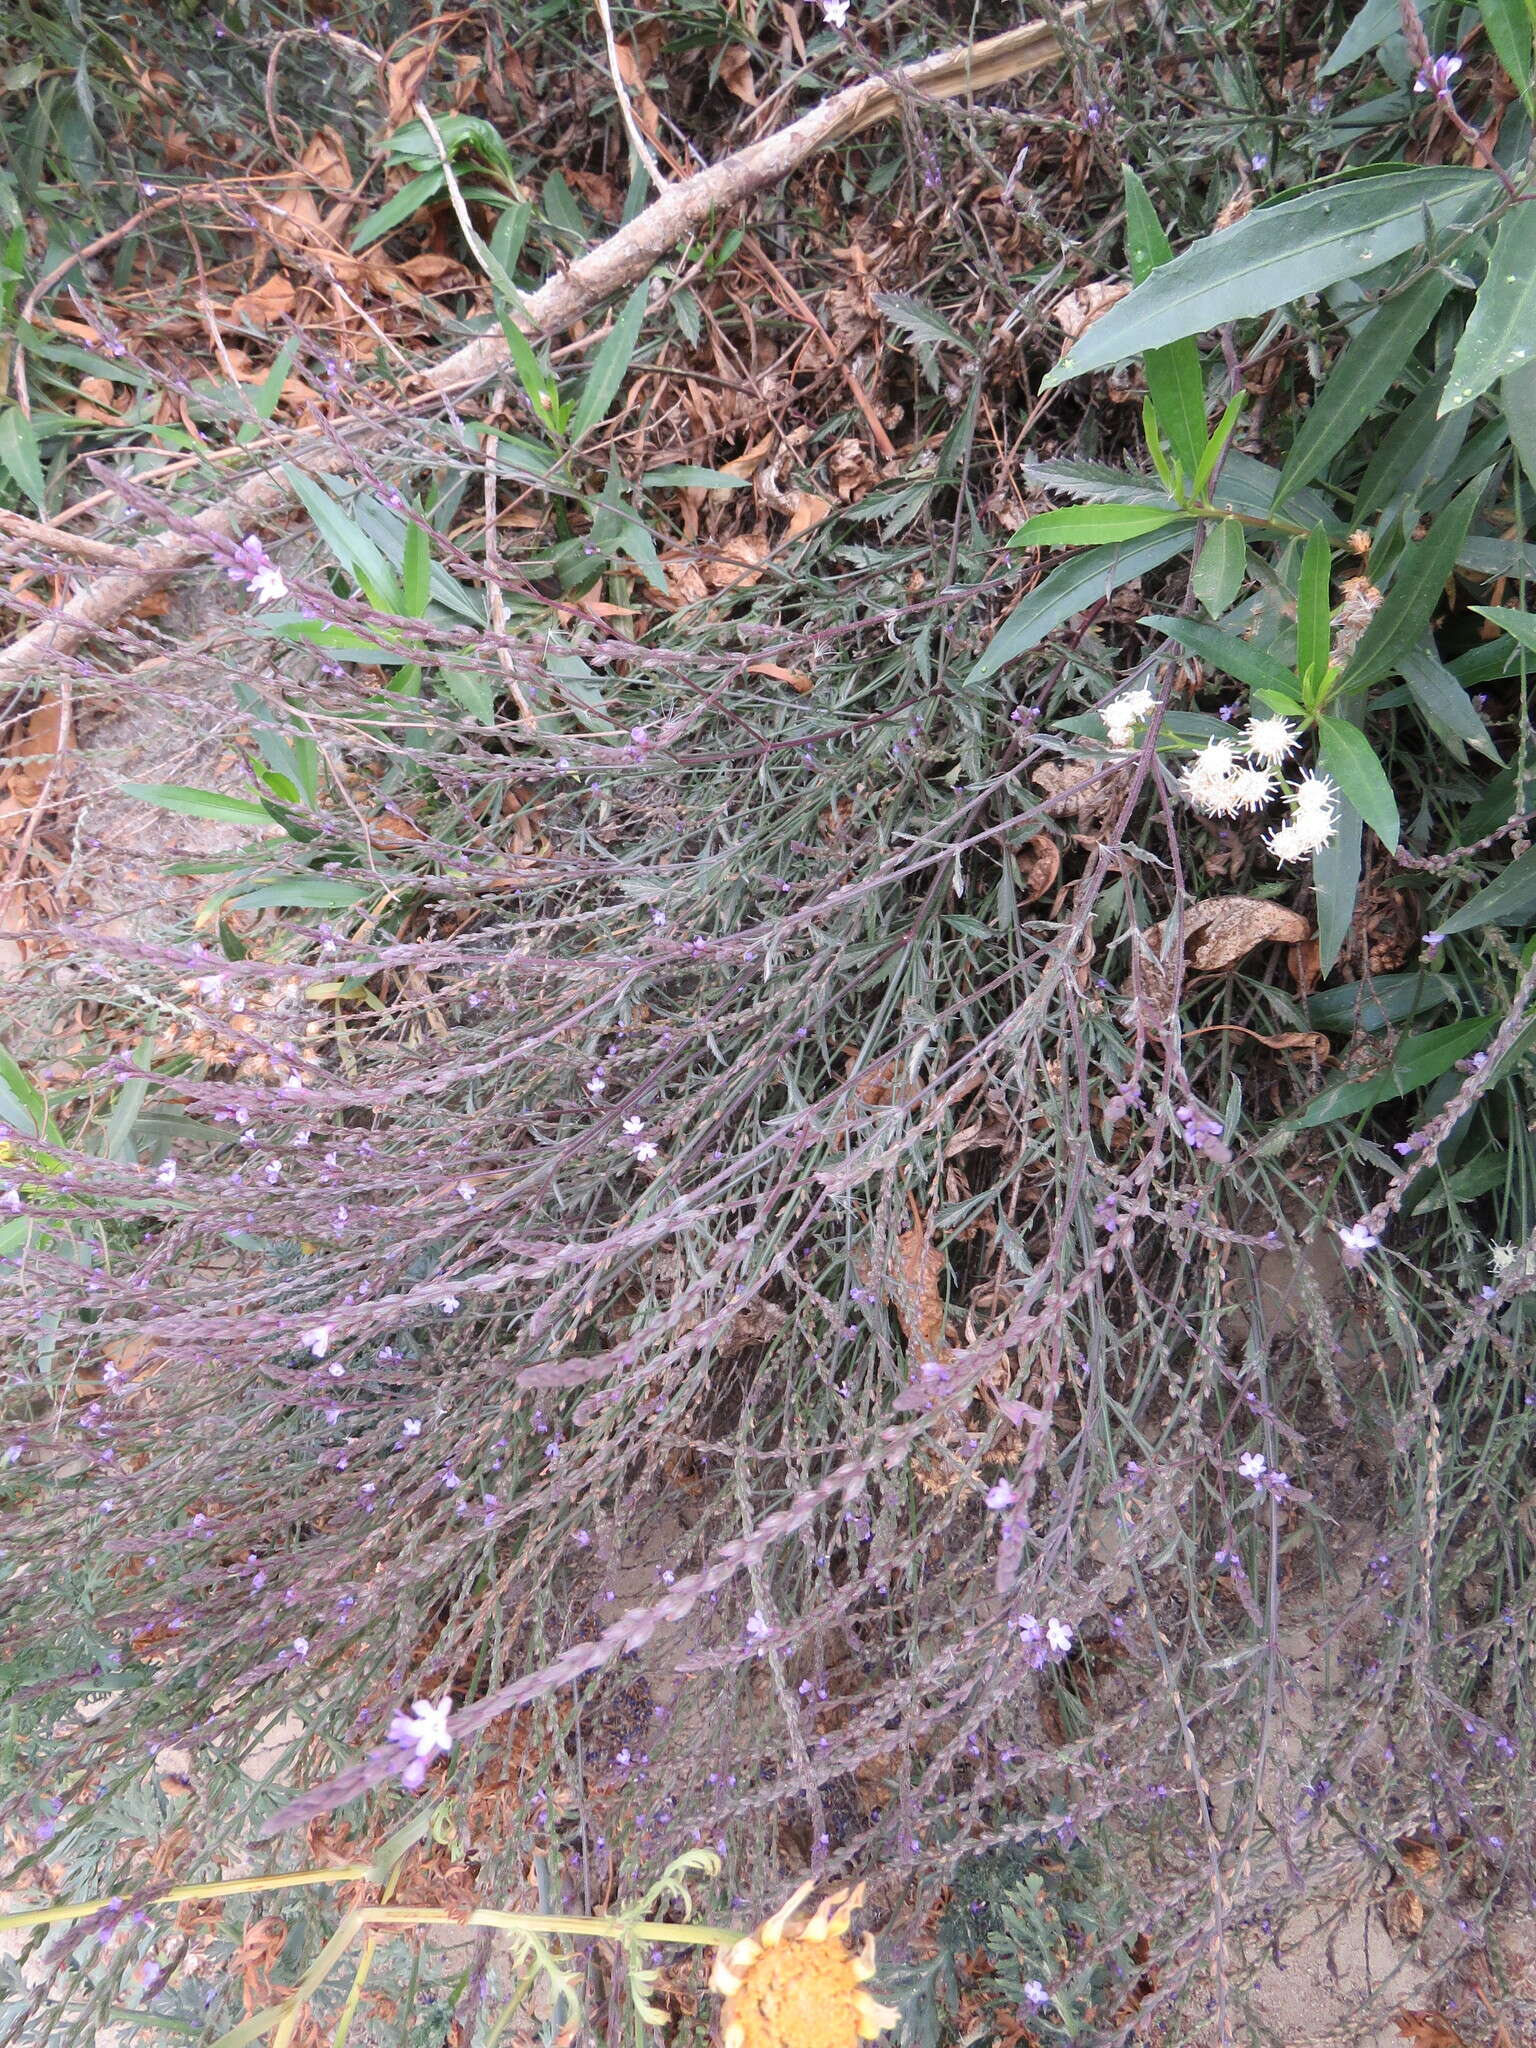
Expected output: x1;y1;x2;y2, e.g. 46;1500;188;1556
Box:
0;1;1129;689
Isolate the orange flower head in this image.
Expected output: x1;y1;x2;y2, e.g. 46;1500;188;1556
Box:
709;1882;899;2048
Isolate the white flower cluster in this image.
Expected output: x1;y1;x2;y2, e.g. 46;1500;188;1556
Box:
1100;685;1158;749
1177;717;1339;863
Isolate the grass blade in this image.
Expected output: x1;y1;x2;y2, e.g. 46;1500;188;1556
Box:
568;282;649;446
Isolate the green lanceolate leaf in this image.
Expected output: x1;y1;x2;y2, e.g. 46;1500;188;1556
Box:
1122;167;1207;474
1009;504;1190;547
1343;470;1490;688
1477;0;1535;97
1192;518;1247;616
1285;1014;1496;1128
1473;603;1536;653
1141;611;1301;698
1317;714;1399;849
1318;0;1408;78
119;782;277;827
1442;201;1536;416
964;525;1196;683
0;404;46;505
1044;170;1495;388
568;281;650;446
1273;269;1452;509
1437;839;1536;933
1295;526;1333;691
1504;351;1536;493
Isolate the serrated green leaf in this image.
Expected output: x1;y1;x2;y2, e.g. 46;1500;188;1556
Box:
1141;612;1301;697
1193;518;1247;615
1284;1015;1495;1128
1122;168;1207;473
0;404;45;505
1436;838;1536;933
1314;790;1363;974
1273;269;1451;509
119;782;276;827
1009;504;1190;547
1343;470;1489;688
1400;644;1501;762
568;281;649;445
1442;203;1536;415
873;290;976;357
1296;526;1333;690
1317;715;1399;848
1043;171;1494;388
964;525;1196;683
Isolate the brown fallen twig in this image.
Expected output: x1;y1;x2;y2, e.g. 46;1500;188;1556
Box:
0;1;1129;690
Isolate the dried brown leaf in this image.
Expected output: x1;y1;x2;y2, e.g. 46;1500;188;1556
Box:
1050;279;1130;341
895;1210;948;1358
1017;832;1060;904
719;42;757;105
385;46;436;131
1394;2013;1468;2048
748;660;813;693
229;273;297;326
613;40;663;141
1149;895;1310;972
784;490;834;540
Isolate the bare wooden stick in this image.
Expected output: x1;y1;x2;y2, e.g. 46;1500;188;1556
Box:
0;2;1128;689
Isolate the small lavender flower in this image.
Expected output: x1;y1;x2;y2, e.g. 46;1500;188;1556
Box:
1337;1221;1378;1255
387;1695;454;1789
1045;1617;1073;1656
1413;53;1463;101
302;1325;332;1359
154;1158;177;1187
1023;1980;1051;2009
985;1478;1017;1513
1237;1451;1267;1482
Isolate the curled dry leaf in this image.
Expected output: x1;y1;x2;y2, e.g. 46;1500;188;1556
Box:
748;660;813;694
1150;895;1311;972
1050;278;1130;342
1382;1886;1425;1941
1017;832;1061;904
1394;2013;1469;2048
385;44;436;131
718;42;757;105
784;490;835;540
229;272;297;327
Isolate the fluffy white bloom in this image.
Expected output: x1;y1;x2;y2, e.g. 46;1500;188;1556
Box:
1291;769;1339;817
1265;808;1336;862
1100;685;1158;748
1490;1243;1517;1274
1244;715;1301;765
1228;764;1278;812
1180;739;1245;816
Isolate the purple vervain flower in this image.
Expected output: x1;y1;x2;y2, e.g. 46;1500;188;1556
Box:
387;1695;454;1789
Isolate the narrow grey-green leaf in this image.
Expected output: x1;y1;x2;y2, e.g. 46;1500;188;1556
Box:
1342;469;1489;688
568;282;649;445
1192;518;1247;616
1296;525;1333;689
1141;611;1301;697
1043;171;1493;388
1123;167;1207;473
1473;603;1536;653
1504;355;1536;493
1400;644;1501;761
1313;793;1363;973
1442;203;1536;415
1319;0;1410;78
1437;840;1536;933
964;525;1196;684
1273;269;1451;509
